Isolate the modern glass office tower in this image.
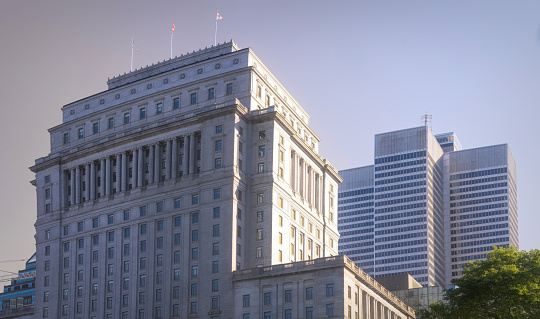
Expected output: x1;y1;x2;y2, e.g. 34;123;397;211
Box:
338;126;517;287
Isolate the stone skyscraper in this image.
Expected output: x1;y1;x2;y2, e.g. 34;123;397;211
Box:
31;41;414;319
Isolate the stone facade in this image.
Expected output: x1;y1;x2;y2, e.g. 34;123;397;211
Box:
30;41;349;318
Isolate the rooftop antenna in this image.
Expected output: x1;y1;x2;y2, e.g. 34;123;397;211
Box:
421;113;432;128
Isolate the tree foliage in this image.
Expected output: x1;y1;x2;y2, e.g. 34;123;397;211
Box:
417;246;540;319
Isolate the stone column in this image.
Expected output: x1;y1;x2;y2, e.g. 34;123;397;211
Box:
189;133;196;174
115;154;121;192
154;143;161;182
166;139;172;180
121;152;127;191
137;147;144;187
132;149;138;188
148;145;155;184
171;138;178;179
90;161;96;200
75;166;81;204
105;157;111;196
70;168;76;205
183;135;190;175
84;164;90;201
99;159;106;197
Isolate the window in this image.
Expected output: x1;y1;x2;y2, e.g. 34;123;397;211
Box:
173;97;179;109
243;314;250;319
45;188;51;199
192;230;199;241
63;133;69;144
213;242;220;255
139;274;146;287
123;210;130;220
326;284;334;296
208;88;215;100
258;145;266;156
156;103;163;114
226;83;233;95
45;260;50;271
78;127;84;139
192;247;199;259
285;290;292;302
78;222;83;232
264;292;272;305
256;246;263;258
156;220;164;231
266;95;270;107
191;265;198;277
279;215;283;226
108;247;114;258
213;188;221;200
190;93;197;104
44;276;49;286
92;235;99;245
108;231;114;241
279;197;284;208
215;125;222;134
214;157;222;168
124;113;130;124
212;279;219;292
257;228;263;240
306;287;313;300
306;307;313;319
173;286;180;298
107;280;114;291
190;302;197;314
108;214;114;224
156;254;163;266
279;232;282;244
258;163;265;173
108;264;114;275
156;271;163;284
191;284;198;295
108;117;114;129
326;304;334;317
156;237;163;248
212;261;219;273
63;242;70;252
78;254;83;265
259;130;266;139
45;245;50;256
278;250;282;262
192;213;199;224
285;309;292;319
192;194;199;205
213;207;220;218
63;226;69;236
138;107;146;119
215;140;222;151
257;86;262;98
155;289;162;301
213;224;220;237
140;240;146;251
257;193;264;204
174;216;181;227
123;227;130;238
212;297;219;309
93;250;99;261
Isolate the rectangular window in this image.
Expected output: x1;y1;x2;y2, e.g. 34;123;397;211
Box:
285;290;292;302
208;88;215;100
326;304;334;317
173;198;181;209
92;218;98;228
123;227;130;238
191;265;198;277
213;242;220;255
212;297;219;309
108;214;114;224
212;261;219;273
45;188;51;199
212;279;219;292
190;93;197;104
124;113;130;124
140;240;146;251
257;193;264;204
78;128;84;139
258;163;265;173
257;228;263;240
78;222;83;232
213;188;221;200
256;246;263;258
214;157;222;168
191;283;198;295
92;235;99;245
326;284;334;296
192;213;199;224
191;247;198;259
192;230;199;241
226;83;233;95
285;309;292;319
123;210;130;220
213;224;220;237
173;98;179;109
140;107;146;119
215;140;222;151
174;216;181;227
63;133;69;144
156;103;163;114
264;292;272;305
156;237;163;248
306;307;313;319
192;195;199;205
213;207;220;218
242;295;249;307
215;125;222;134
258;145;266;156
306;287;313;300
108;118;114;129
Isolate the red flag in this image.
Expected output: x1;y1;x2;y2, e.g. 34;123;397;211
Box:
172;24;175;33
216;12;222;20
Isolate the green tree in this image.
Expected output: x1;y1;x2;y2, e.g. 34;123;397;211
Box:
417;246;540;319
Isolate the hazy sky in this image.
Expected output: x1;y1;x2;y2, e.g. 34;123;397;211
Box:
1;0;539;274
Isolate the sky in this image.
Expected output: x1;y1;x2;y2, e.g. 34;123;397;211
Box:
1;0;539;274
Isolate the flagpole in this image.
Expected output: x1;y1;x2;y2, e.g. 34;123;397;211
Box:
170;32;173;59
131;37;134;72
214;8;218;46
